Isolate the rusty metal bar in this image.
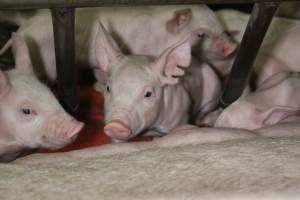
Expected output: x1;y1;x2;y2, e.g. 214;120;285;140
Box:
220;2;280;107
51;8;78;114
0;0;294;9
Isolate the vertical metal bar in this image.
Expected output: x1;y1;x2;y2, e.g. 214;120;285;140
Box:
51;7;78;114
220;2;280;107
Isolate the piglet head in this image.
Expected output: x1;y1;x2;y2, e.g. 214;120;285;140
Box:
0;34;84;161
165;7;237;61
95;23;193;141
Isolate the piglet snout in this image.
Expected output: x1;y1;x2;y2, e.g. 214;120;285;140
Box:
58;119;84;146
67;118;84;139
104;120;132;140
211;37;237;59
43;116;84;149
222;42;237;58
52;117;84;139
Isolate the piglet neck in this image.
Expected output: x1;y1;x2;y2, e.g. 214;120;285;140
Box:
152;84;190;132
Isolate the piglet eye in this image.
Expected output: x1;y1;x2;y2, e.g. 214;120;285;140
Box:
106;85;110;93
144;91;152;98
22;108;32;115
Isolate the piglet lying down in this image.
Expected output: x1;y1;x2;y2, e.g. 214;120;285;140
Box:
95;23;221;142
213;72;300;130
0;6;237;84
0;34;84;162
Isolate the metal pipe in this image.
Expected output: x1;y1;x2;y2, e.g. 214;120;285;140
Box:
220;2;280;107
51;8;79;114
0;0;289;10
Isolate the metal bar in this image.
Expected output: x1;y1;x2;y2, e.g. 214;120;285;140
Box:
220;2;280;107
0;0;294;10
51;8;79;114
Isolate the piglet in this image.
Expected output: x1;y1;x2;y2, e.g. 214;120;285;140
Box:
214;72;300;130
212;9;300;78
0;33;84;162
0;6;237;85
94;23;221;142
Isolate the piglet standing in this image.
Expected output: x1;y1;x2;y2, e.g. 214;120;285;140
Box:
0;34;84;162
214;72;300;130
94;23;221;141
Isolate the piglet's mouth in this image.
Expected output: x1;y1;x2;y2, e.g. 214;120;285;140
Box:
104;120;133;140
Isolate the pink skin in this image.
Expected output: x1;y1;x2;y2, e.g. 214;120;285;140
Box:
255;26;300;86
196;108;223;127
211;10;300;80
203;32;237;60
104;120;131;140
0;6;237;86
95;23;221;141
164;7;237;61
0;33;84;162
215;72;300;130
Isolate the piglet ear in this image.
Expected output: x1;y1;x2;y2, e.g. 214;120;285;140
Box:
151;35;194;85
166;8;193;34
95;22;124;72
258;106;300;126
11;33;33;74
0;70;11;99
